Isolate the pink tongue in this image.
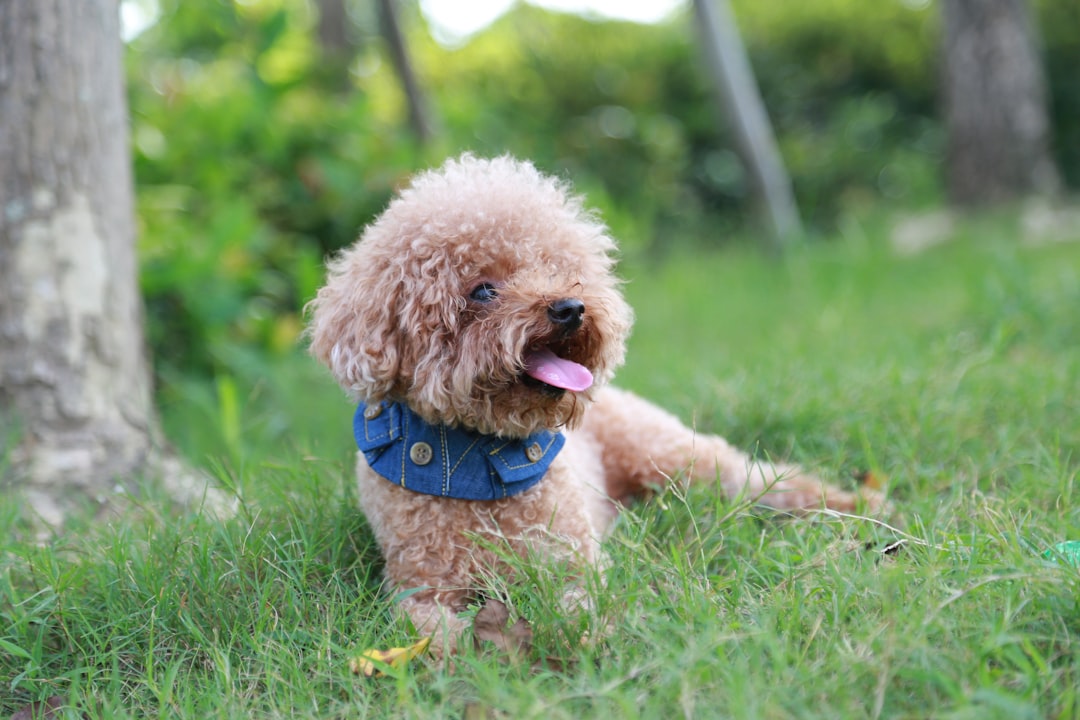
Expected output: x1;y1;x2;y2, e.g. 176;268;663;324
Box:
524;347;593;392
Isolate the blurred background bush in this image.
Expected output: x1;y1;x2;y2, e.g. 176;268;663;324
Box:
122;0;1079;379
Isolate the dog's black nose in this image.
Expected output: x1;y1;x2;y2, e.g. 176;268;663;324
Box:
548;298;585;331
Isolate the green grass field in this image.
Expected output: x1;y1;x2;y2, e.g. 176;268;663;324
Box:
3;214;1079;718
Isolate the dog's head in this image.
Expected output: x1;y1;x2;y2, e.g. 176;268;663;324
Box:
307;155;634;437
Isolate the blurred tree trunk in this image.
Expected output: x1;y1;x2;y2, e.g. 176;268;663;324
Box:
317;0;351;57
942;0;1060;205
0;0;223;527
316;0;353;90
377;0;437;145
692;0;802;251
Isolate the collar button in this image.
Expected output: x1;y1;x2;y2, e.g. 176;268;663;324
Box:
409;441;433;466
525;443;543;463
363;404;383;420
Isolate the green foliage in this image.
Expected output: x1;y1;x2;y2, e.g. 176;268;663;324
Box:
417;1;944;240
417;7;725;245
126;0;1080;376
730;0;943;221
128;0;428;375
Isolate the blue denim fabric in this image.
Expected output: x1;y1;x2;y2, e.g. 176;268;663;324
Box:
353;401;565;500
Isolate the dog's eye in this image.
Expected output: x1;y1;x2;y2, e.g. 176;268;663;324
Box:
469;282;499;303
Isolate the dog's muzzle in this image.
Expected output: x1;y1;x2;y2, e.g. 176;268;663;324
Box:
521;297;593;393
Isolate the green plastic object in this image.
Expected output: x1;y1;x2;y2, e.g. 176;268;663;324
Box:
1044;541;1080;567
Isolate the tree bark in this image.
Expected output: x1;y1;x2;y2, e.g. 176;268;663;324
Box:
941;0;1060;206
0;0;225;527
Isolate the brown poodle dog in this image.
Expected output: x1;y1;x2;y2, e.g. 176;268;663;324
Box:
308;154;881;657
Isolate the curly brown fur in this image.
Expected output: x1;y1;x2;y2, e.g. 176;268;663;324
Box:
307;154;883;658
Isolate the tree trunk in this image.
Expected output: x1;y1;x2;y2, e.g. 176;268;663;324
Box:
377;0;437;145
317;0;351;58
941;0;1060;206
692;0;802;251
0;0;224;527
315;0;354;91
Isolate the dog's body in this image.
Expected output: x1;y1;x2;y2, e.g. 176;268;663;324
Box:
309;155;880;655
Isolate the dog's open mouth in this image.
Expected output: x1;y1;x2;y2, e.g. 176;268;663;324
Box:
522;346;593;394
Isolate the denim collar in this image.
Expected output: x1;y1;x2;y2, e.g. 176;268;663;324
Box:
353;401;565;501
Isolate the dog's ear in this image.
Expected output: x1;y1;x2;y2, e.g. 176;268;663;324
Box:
306;244;401;401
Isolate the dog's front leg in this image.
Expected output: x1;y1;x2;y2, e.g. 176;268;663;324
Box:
395;588;473;660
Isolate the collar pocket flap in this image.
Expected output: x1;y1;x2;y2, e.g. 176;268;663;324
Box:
353;401;402;457
486;431;565;485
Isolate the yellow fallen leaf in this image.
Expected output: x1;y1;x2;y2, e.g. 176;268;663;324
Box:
350;636;431;678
